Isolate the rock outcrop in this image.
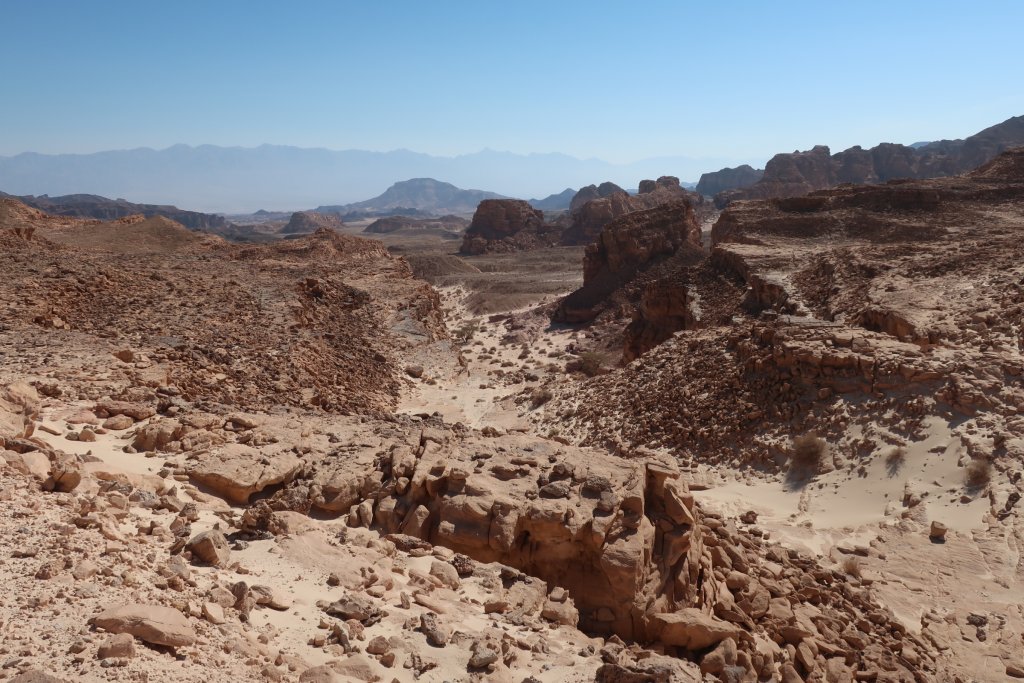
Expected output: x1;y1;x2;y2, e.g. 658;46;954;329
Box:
556;200;703;324
569;181;626;213
459;199;560;255
257;425;938;682
280;211;344;235
561;176;698;246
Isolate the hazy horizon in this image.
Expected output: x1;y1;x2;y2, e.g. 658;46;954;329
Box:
2;0;1023;211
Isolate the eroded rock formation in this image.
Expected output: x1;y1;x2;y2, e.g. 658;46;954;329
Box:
459;199;560;255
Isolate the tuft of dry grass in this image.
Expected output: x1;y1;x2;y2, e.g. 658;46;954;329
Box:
964;458;992;489
841;555;862;578
791;433;828;470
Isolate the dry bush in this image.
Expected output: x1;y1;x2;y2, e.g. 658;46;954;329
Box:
841;556;862;578
790;433;828;470
454;321;479;342
964;458;992;489
530;386;553;406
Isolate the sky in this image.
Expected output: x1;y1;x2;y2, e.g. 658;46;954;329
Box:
1;0;1023;166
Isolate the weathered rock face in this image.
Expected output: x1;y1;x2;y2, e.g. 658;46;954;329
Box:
556;200;703;324
459;199;559;255
280;211;344;234
715;114;1024;206
562;176;698;246
695;164;764;197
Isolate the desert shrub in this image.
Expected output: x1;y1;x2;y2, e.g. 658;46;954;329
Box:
454;320;479;342
790;433;828;470
578;351;605;378
841;555;862;578
531;386;553;406
885;446;907;474
964;458;992;489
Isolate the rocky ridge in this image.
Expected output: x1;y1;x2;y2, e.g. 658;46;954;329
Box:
714;114;1024;206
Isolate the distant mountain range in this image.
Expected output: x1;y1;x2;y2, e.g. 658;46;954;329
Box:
0;144;731;213
316;178;505;216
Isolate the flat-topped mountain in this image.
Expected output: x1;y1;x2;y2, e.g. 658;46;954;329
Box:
316;178;505;217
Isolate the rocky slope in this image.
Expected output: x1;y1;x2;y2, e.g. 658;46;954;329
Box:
714;114;1024;206
0;201;446;416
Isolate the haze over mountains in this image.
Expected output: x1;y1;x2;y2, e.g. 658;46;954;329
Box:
0;144;737;213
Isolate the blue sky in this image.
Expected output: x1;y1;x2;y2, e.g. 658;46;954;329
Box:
2;0;1022;165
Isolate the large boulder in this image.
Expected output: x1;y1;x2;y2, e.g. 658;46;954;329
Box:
90;604;196;647
188;443;301;504
650;609;745;651
185;529;231;566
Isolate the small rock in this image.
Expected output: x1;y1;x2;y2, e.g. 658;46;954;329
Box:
185;529;231;566
97;633;135;660
420;612;448;647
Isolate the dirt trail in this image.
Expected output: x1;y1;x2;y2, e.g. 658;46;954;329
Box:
398;285;577;431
